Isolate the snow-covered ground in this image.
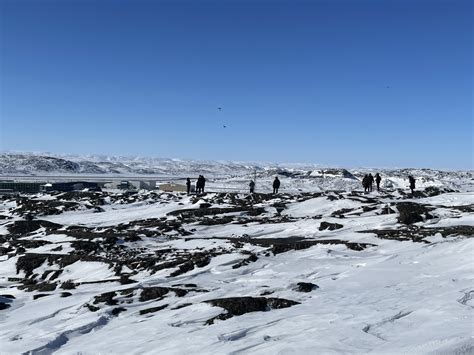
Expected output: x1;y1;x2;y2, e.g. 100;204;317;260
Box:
0;173;473;354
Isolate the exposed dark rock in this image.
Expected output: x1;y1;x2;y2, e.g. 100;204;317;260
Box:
204;297;299;324
0;302;12;310
168;206;264;219
359;226;473;242
169;261;194;277
435;226;474;238
93;286;188;308
139;304;168;315
86;304;100;312
71;241;100;254
294;282;319;292
397;202;434;225
331;208;354;217
360;228;429;243
60;280;76;290
171;303;192;310
20;282;57;292
0;294;15;299
119;275;137;285
194;255;211;268
362;206;377;212
208;236;375;254
232;253;258;269
33;294;50;300
41;269;62;281
60;292;72;297
319;222;343;231
111;307;127;316
7;220;62;236
172;283;197;288
94;291;118;306
16;254;48;276
200;216;234;225
139;287;170;302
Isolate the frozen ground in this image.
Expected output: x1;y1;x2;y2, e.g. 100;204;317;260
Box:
0;181;473;354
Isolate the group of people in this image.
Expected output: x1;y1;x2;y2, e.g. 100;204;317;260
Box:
249;177;279;194
362;173;381;192
186;175;206;195
362;173;416;194
186;174;417;195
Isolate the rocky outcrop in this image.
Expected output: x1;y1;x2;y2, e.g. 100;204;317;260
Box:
396;202;434;225
204;297;300;324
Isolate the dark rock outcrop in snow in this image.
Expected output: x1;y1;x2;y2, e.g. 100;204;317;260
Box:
319;222;344;231
294;282;319;292
204;296;300;324
396;202;434;225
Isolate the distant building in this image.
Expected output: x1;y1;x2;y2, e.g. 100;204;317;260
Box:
0;181;44;194
41;181;101;192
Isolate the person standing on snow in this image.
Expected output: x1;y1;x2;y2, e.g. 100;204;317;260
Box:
273;177;280;194
249;180;255;193
408;175;416;194
201;175;206;193
362;175;369;193
368;173;374;192
375;173;382;191
186;178;191;195
196;176;202;194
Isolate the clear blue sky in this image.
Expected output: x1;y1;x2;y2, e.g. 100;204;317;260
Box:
1;0;472;169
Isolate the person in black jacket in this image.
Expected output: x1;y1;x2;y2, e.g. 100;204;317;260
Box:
375;173;381;191
196;176;202;194
186;178;191;195
368;173;374;192
362;175;369;193
201;175;206;193
249;180;255;193
273;177;280;194
408;175;416;194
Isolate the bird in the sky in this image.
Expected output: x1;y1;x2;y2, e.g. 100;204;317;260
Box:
218;107;222;111
223;125;227;128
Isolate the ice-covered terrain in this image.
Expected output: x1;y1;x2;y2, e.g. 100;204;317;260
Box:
0;182;473;354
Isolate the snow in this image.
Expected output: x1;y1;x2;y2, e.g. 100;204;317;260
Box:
0;165;473;354
284;197;362;218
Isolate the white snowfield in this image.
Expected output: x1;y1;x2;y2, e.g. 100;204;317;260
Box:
0;176;473;354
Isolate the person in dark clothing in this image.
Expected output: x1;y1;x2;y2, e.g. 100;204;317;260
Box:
186;178;191;195
368;173;374;192
201;175;206;193
273;177;280;194
249;180;255;193
362;175;369;193
196;176;202;194
408;175;416;194
375;173;381;191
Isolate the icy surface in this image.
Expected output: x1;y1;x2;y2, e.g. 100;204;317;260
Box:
0;172;473;354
